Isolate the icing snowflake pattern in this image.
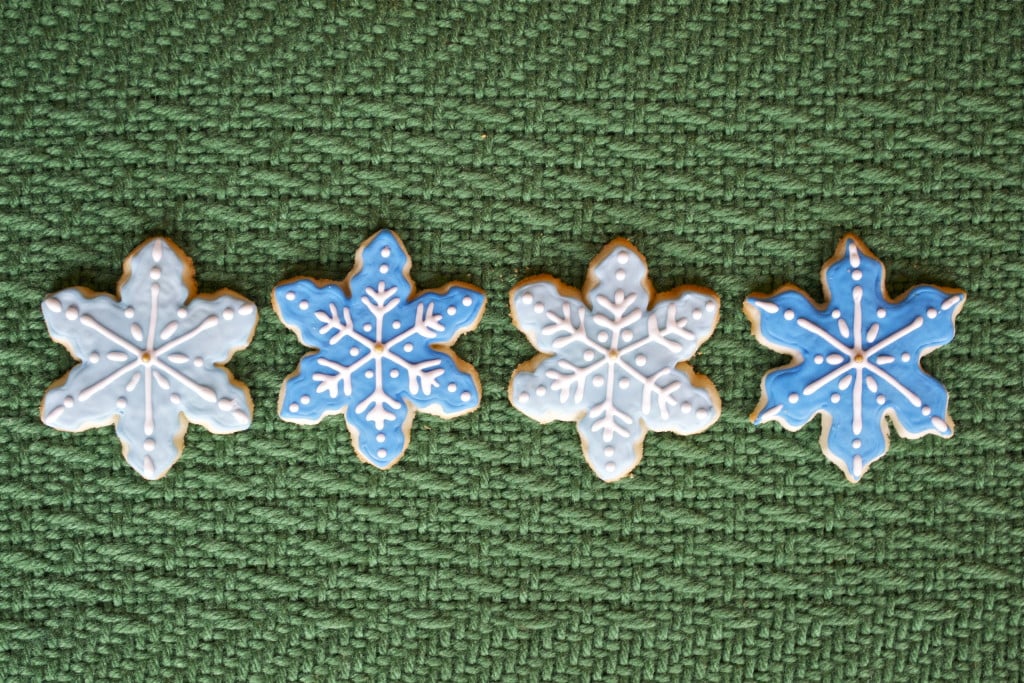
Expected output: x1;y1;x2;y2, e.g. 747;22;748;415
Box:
509;239;721;482
41;238;258;480
274;230;485;469
746;235;966;482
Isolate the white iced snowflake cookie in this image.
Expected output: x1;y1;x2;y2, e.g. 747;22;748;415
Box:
40;238;258;480
509;239;721;482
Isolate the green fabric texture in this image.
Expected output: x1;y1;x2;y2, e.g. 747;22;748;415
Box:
1;0;1022;680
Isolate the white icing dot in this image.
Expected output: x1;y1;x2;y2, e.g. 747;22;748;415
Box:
299;300;309;310
222;309;234;321
300;395;311;405
289;403;299;413
403;342;414;352
783;309;794;321
285;291;296;301
604;446;615;457
363;323;372;332
124;307;135;319
852;439;862;449
239;303;255;316
832;309;841;319
521;292;533;305
604;462;616;473
901;352;911;362
218;398;234;411
852;270;862;281
927;308;938;319
447;306;457;315
705;300;716;313
150;267;161;281
533;302;544;314
462;296;473;307
536;386;547;396
593;375;605;388
44;298;61;313
621;329;634;342
788;393;799;404
116;397;127;409
376;434;386;443
381;247;391;258
618;377;629;389
364;370;373;379
88;352;99;363
680;402;692;414
597;331;609;343
696;408;709;420
519;392;529;403
830;393;841;403
350;347;360;357
144;439;155;453
389;369;399;378
615;269;626;281
583;350;595;362
448;383;457;393
379;265;389;274
170;394;180;405
635;354;647;367
65;306;79;321
921;406;932;416
377;449;387;458
392;320;401;329
63;396;74;408
814;355;824;364
460;391;471;402
877;308;887;319
876;395;886;405
692;309;703;321
177;308;187;319
193;358;204;367
617;252;629;265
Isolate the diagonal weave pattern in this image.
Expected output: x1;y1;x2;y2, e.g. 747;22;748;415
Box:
1;1;1022;681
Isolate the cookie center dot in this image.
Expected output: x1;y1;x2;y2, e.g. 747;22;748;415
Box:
141;352;153;364
608;349;619;360
373;343;385;355
853;353;865;364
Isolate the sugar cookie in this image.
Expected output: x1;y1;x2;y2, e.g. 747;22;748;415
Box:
273;230;485;469
745;234;966;482
508;239;721;482
41;238;258;479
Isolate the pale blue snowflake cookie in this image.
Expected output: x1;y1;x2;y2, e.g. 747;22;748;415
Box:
509;239;721;482
273;230;485;469
41;238;258;480
745;235;966;482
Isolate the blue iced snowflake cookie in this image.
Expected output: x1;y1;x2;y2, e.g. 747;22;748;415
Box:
745;235;966;482
41;238;258;479
273;230;486;469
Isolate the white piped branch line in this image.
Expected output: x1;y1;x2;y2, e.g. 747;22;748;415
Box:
541;302;604;353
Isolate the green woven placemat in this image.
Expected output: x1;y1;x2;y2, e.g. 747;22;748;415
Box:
2;1;1022;681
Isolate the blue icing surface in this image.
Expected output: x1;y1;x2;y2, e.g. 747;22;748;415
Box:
746;235;965;482
274;230;485;469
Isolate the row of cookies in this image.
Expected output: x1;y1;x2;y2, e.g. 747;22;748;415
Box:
40;231;964;483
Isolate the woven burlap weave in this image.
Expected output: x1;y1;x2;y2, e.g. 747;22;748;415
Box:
1;1;1022;681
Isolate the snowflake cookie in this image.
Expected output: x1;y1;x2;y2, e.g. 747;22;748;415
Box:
41;238;258;480
273;230;485;469
509;239;721;482
745;235;966;482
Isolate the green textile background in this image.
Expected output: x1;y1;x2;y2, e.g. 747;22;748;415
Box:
1;1;1022;680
